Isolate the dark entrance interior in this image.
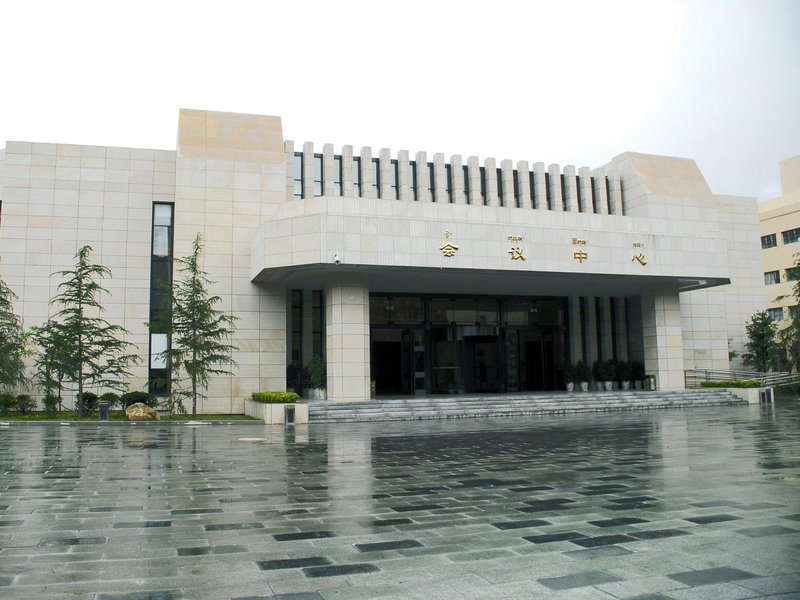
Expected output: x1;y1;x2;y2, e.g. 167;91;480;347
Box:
370;295;566;396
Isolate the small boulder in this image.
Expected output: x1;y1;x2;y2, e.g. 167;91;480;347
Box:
125;402;159;421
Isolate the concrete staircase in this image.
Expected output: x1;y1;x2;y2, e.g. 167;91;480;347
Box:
307;389;747;423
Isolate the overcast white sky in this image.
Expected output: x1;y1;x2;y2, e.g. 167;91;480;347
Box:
1;0;798;200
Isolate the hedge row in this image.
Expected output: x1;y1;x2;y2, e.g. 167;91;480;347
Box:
700;380;764;389
251;391;300;404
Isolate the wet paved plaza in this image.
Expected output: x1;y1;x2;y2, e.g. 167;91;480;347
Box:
1;404;799;599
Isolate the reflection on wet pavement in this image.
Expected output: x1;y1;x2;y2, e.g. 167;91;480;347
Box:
0;403;798;599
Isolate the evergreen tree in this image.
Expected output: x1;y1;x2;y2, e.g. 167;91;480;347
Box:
777;252;800;372
153;234;237;416
741;310;778;373
0;279;27;391
46;246;139;418
30;319;70;403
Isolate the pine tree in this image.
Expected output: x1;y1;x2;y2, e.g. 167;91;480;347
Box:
153;234;237;416
46;246;139;418
0;279;27;391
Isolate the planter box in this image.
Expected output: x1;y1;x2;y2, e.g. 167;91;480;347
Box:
723;387;773;405
244;399;309;424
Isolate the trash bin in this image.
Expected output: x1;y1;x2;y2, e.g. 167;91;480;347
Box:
284;404;295;425
98;402;109;421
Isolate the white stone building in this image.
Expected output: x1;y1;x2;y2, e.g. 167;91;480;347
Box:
0;109;764;412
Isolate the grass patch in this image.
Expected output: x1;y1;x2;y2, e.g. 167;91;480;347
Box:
0;411;257;422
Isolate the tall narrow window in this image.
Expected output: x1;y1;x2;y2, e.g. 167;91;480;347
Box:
529;171;536;207
560;174;567;210
463;165;470;203
149;202;174;395
372;158;380;198
353;157;362;197
590;177;597;213
445;164;452;202
496;168;504;205
410;161;418;201
545;173;552;209
333;156;342;196
512;170;520;206
289;290;302;389
428;163;435;201
313;154;323;196
293;152;303;198
390;160;399;199
575;175;583;211
480;167;487;204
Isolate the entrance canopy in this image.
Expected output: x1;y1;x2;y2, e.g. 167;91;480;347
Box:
253;263;730;297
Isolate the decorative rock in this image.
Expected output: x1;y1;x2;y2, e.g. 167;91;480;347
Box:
125;402;159;421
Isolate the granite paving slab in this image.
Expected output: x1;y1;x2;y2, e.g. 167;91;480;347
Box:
0;404;799;598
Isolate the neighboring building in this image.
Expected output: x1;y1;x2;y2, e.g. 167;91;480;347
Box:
759;155;800;343
0;109;765;412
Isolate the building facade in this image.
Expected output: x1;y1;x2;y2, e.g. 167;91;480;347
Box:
0;109;764;411
760;155;800;339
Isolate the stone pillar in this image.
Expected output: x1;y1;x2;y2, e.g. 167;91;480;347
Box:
325;276;371;403
600;296;614;360
614;297;629;361
450;154;466;205
302;291;315;367
563;165;579;213
585;296;599;367
548;164;563;211
641;289;685;391
568;296;583;363
302;142;315;199
516;161;531;209
578;167;593;213
591;168;609;215
484;158;498;207
260;284;288;392
531;162;547;209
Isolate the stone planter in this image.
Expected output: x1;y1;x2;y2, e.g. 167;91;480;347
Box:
565;382;575;392
621;381;631;390
580;382;589;392
244;399;309;424
723;387;773;405
603;381;613;391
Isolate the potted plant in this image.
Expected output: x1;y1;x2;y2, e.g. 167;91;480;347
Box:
302;355;327;400
616;360;632;390
561;362;577;392
602;360;616;391
631;360;646;389
575;360;592;392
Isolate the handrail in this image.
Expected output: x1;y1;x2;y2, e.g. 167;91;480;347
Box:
684;368;799;388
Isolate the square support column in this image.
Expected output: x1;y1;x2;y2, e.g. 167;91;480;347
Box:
259;284;288;392
325;276;371;403
641;289;685;391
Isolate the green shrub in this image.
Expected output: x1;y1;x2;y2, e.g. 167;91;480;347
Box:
120;391;156;409
302;356;326;389
99;392;121;410
630;360;646;381
616;361;632;381
0;392;17;414
575;360;592;382
77;392;98;413
251;391;300;404
42;394;60;415
15;394;36;414
775;383;800;399
700;379;764;389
